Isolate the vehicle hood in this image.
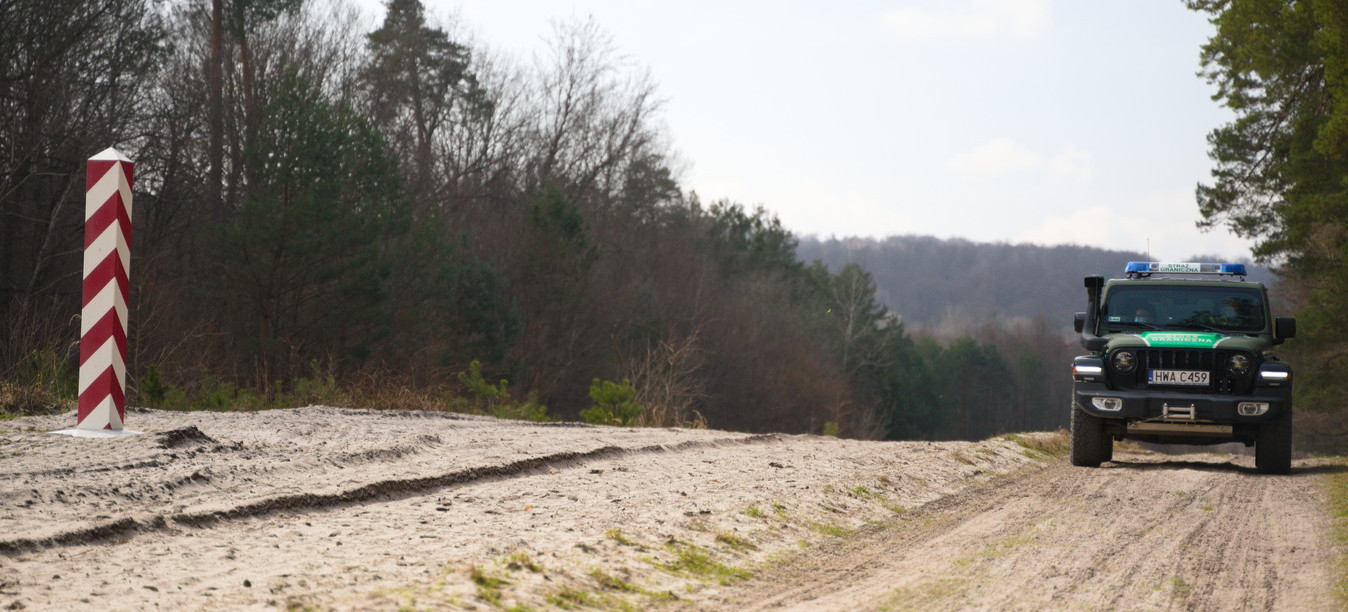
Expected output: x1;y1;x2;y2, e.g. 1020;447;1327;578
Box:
1104;331;1268;353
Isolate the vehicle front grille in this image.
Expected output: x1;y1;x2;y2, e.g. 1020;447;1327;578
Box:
1111;348;1254;394
1139;348;1216;374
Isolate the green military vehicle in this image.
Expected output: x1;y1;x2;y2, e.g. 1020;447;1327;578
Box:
1070;262;1296;474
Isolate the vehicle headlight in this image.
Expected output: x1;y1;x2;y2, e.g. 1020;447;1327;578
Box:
1112;350;1137;374
1258;368;1290;383
1227;354;1251;375
1073;364;1103;376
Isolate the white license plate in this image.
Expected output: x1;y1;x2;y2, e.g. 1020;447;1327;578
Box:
1148;370;1209;386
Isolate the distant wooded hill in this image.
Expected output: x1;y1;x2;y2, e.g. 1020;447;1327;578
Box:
796;236;1275;335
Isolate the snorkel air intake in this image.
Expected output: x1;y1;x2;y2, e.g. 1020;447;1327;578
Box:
1080;275;1108;351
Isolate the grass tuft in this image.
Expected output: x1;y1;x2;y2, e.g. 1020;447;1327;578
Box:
545;586;592;609
590;569;641;593
806;520;854;538
714;531;757;553
469;566;509;606
589;569;677;603
504;551;543;573
659;541;753;584
606;528;637;547
1004;431;1070;459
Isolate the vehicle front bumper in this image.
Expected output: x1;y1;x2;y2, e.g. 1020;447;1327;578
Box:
1072;381;1290;423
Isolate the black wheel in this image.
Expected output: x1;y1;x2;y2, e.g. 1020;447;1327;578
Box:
1255;410;1293;475
1070;405;1111;467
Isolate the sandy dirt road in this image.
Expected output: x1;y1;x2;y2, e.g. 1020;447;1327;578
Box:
712;450;1341;611
0;407;1340;611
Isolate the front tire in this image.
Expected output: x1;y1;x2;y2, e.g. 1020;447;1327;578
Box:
1255;410;1293;475
1071;405;1111;467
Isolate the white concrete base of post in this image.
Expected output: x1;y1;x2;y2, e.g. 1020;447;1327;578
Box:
51;428;143;438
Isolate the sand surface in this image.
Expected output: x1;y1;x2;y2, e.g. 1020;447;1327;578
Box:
712;450;1339;611
0;406;1048;610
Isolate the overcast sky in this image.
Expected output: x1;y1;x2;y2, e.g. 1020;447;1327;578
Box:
355;0;1249;261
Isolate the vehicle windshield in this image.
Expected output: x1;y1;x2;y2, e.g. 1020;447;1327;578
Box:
1101;284;1266;333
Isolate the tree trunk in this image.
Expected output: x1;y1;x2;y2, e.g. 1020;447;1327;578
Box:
208;0;224;218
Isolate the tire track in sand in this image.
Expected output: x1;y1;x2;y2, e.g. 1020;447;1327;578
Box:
712;450;1338;611
0;433;780;555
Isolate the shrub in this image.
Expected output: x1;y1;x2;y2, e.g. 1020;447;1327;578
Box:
279;360;346;407
580;379;643;426
445;361;550;422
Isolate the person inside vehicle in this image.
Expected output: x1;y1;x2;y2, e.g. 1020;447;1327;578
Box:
1217;297;1248;326
1133;305;1155;324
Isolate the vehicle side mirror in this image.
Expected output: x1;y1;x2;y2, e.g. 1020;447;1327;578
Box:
1274;317;1296;344
1074;312;1085;334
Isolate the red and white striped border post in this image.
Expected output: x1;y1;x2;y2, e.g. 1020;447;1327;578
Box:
76;148;133;431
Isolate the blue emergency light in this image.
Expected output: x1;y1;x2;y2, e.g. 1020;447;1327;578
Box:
1124;261;1247;278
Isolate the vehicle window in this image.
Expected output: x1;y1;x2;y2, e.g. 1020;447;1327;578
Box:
1101;285;1265;332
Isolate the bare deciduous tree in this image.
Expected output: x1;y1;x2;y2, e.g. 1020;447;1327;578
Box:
0;0;163;374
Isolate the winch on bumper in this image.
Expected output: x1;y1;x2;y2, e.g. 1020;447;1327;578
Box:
1071;381;1290;424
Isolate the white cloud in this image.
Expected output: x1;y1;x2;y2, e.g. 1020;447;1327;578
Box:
1013;189;1254;260
1048;145;1094;183
883;0;1049;41
946;138;1043;178
1013;203;1114;247
760;179;922;239
946;139;1096;184
689;171;922;239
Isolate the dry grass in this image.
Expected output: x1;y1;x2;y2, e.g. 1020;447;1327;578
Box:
1003;431;1070;460
1323;459;1348;606
0;381;71;418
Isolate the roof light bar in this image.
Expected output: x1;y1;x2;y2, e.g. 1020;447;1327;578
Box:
1124;261;1247;278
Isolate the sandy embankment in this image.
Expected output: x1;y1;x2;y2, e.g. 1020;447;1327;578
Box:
0;406;1055;610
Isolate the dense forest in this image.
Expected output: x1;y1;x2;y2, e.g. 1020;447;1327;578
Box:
2;0;1343;447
